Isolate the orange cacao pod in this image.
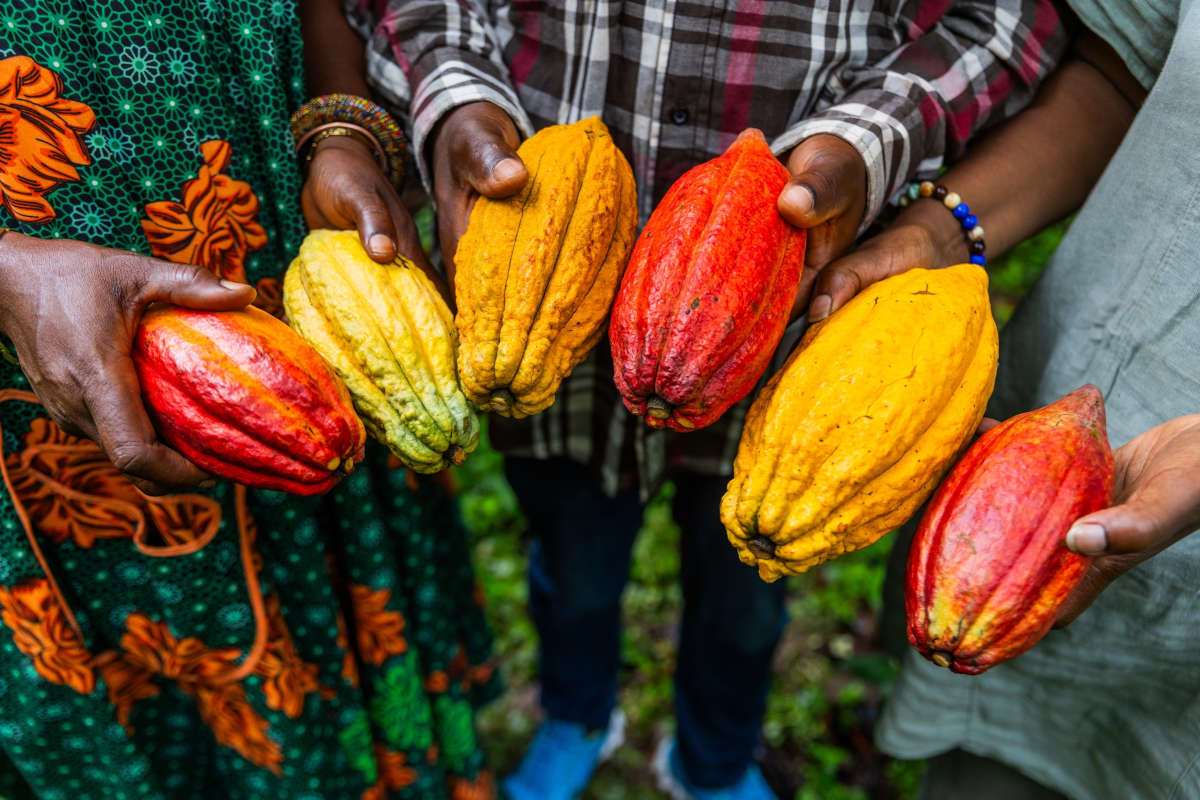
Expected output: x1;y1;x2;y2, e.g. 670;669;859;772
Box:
609;129;805;431
906;384;1115;674
133;305;366;495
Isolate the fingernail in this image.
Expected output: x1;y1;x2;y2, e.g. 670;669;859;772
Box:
809;294;832;322
1066;522;1108;555
199;479;218;489
367;233;394;256
783;184;815;216
491;157;524;184
219;279;247;291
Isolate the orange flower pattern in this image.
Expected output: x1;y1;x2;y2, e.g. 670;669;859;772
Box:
0;577;94;693
253;276;286;320
119;612;282;772
255;594;320;718
448;772;497;800
141;139;267;283
350;584;408;666
96;654;160;729
5;417;222;549
0;56;95;222
361;744;419;800
335;606;361;688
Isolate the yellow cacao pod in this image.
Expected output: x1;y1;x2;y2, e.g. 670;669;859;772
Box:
283;229;479;473
721;264;998;581
454;115;638;418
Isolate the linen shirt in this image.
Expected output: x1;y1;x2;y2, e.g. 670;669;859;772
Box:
348;0;1067;496
876;1;1200;796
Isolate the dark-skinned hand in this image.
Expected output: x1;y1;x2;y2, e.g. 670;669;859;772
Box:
0;232;256;494
776;133;868;319
430;101;528;284
301;134;448;296
1054;415;1200;626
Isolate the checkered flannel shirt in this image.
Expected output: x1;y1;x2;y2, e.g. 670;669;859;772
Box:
346;0;1068;497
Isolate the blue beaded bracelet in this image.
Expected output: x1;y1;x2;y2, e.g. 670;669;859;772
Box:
899;181;987;266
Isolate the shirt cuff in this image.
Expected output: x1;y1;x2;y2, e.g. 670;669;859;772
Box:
408;48;535;192
772;109;911;235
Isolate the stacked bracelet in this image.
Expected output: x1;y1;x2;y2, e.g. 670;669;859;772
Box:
290;94;408;187
900;181;987;266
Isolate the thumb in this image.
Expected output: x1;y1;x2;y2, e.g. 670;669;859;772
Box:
465;139;528;199
350;186;399;263
1065;500;1169;557
130;258;256;311
778;134;858;228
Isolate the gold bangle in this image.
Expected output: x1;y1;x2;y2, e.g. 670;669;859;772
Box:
298;124;388;178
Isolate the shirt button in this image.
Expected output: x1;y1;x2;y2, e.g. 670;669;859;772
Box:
669;106;689;125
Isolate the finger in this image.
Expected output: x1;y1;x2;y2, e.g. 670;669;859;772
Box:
348;183;402;264
126;257;255;311
85;358;211;490
805;250;898;322
779;134;861;228
978;417;1001;435
1053;561;1120;626
1066;496;1175;556
452;113;528;198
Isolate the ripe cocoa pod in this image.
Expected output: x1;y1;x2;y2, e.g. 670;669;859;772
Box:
284;229;479;473
454;116;638;418
609;128;806;431
906;384;1115;674
133;305;366;495
722;265;998;581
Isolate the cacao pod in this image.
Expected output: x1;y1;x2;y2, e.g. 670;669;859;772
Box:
454;116;638;418
134;305;366;495
906;384;1115;674
609;128;806;431
721;264;998;581
283;229;479;473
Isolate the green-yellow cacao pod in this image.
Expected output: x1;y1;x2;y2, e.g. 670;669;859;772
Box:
283;229;479;473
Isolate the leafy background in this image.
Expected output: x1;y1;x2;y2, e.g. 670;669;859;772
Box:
447;217;1070;799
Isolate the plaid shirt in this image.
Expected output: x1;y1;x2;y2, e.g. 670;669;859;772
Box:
347;0;1067;497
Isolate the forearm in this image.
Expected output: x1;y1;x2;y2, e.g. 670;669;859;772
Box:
901;34;1141;264
301;0;371;97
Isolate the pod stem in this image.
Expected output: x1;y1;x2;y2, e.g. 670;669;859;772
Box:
931;652;952;669
748;536;776;558
646;395;672;420
489;389;515;415
445;445;467;467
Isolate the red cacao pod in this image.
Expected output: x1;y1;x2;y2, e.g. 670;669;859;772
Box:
133;305;366;495
609;129;806;431
906;384;1115;674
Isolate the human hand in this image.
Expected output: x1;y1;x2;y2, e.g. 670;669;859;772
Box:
0;233;257;493
1055;415;1200;625
777;133;868;317
301;133;442;288
801;221;940;322
430;101;528;282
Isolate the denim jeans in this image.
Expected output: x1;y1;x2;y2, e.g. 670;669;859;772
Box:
505;456;788;789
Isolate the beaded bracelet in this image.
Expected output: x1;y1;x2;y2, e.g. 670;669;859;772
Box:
899;181;987;266
290;94;408;187
295;122;388;178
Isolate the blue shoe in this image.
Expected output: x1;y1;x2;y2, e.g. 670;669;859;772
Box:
500;709;626;800
652;737;777;800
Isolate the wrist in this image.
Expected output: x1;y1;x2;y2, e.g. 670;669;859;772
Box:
898;202;968;267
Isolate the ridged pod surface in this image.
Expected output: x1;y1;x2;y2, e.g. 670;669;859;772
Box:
609;128;806;431
283;229;479;473
454;115;638;418
133;305;366;495
721;265;998;581
906;385;1115;674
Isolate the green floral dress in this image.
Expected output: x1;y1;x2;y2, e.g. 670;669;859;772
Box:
0;3;497;799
